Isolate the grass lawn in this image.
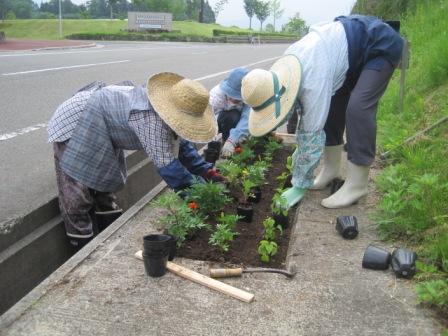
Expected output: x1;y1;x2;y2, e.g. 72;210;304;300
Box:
0;19;251;40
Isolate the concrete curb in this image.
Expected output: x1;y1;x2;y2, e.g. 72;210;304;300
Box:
31;42;97;51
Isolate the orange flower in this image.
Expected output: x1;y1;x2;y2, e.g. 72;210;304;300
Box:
234;146;242;154
188;201;199;210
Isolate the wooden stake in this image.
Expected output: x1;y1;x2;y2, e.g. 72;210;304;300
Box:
134;251;254;303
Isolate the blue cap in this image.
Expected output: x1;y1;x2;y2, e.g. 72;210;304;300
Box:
220;67;249;100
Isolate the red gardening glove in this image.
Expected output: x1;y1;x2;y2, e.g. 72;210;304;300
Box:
203;168;227;183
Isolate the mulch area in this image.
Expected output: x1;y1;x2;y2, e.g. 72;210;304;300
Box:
177;147;297;268
0;39;93;51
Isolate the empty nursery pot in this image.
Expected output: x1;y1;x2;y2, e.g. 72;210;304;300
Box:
273;212;289;229
204;148;219;164
248;187;262;203
142;234;171;277
166;234;178;261
143;234;171;255
335;215;359;239
143;253;169;277
391;248;417;279
330;178;345;195
362;245;391;270
207;141;222;152
237;202;254;223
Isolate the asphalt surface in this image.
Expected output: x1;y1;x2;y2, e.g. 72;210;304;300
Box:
0;41;288;227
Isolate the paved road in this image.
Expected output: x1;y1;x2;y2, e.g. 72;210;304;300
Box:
0;41;288;226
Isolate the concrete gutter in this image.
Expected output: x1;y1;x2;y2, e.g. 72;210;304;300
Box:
0;150;162;314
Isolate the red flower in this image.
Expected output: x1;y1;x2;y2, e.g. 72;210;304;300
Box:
188;201;199;210
234;146;242;154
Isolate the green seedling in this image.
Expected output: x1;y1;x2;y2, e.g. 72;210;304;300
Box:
216;161;242;187
241;178;257;201
262;216;283;241
271;192;289;217
209;214;241;252
258;240;278;262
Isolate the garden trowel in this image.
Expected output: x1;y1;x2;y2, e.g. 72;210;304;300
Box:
209;266;297;279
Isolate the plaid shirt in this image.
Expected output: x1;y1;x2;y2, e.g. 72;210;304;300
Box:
48;84;175;169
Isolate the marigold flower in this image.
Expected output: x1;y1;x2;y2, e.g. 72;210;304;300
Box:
188;201;199;210
234;146;242;154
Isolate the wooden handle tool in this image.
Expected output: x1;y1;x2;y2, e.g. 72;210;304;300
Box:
209;268;244;278
134;251;254;303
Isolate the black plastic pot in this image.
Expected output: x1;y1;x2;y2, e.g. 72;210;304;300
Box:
391;248;417;279
273;212;289;229
207;141;222;152
335;215;358;239
142;234;171;277
362;245;391;270
143;254;169;277
166;234;178;261
237;202;254;223
330;178;345;195
204;148;219;164
284;175;293;188
247;186;262;203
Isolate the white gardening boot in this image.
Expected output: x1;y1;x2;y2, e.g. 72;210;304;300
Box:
311;145;343;190
321;161;369;208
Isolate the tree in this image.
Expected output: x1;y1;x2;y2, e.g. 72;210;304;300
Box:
283;12;307;37
269;0;283;32
212;0;227;20
254;0;269;31
131;0;186;20
265;23;274;32
243;0;256;30
0;0;12;20
185;0;214;23
107;0;117;19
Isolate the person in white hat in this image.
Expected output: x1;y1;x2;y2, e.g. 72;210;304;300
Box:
47;74;225;249
241;15;403;209
209;67;250;158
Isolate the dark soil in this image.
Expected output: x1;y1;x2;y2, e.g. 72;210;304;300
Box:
177;147;296;268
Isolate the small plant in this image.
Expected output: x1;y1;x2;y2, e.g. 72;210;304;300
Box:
263;137;283;159
271;192;289;217
241;178;257;201
152;191;209;247
258;240;278;262
276;172;289;187
245;160;268;187
262;216;283;241
230;146;255;166
216;161;242;187
209;213;241;252
186;181;231;217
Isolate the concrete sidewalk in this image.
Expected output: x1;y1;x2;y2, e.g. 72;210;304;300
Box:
0;39;95;51
0;158;443;335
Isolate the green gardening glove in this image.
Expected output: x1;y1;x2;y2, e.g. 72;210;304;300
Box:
281;187;306;208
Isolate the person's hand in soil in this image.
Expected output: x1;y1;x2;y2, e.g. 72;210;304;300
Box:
203;168;227;183
281;187;306;208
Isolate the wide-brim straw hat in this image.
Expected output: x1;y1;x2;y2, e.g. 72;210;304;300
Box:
242;55;301;137
147;72;218;143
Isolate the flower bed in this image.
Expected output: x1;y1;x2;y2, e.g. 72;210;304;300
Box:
152;136;296;268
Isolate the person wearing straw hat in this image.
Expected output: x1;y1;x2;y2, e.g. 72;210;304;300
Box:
209;67;250;158
241;15;403;209
47;74;225;249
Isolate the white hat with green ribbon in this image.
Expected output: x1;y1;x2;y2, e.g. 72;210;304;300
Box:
241;55;302;137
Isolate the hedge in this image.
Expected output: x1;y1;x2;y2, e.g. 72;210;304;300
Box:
212;29;297;38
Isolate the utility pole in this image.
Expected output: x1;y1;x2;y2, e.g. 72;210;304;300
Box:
58;0;63;38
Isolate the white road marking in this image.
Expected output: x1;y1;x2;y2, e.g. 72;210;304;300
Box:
2;60;130;76
0;123;47;141
0;56;279;141
0;45;209;58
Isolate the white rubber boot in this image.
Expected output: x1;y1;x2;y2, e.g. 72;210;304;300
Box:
311;145;343;190
321;161;369;208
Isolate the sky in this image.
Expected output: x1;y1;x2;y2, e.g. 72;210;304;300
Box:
215;0;357;30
